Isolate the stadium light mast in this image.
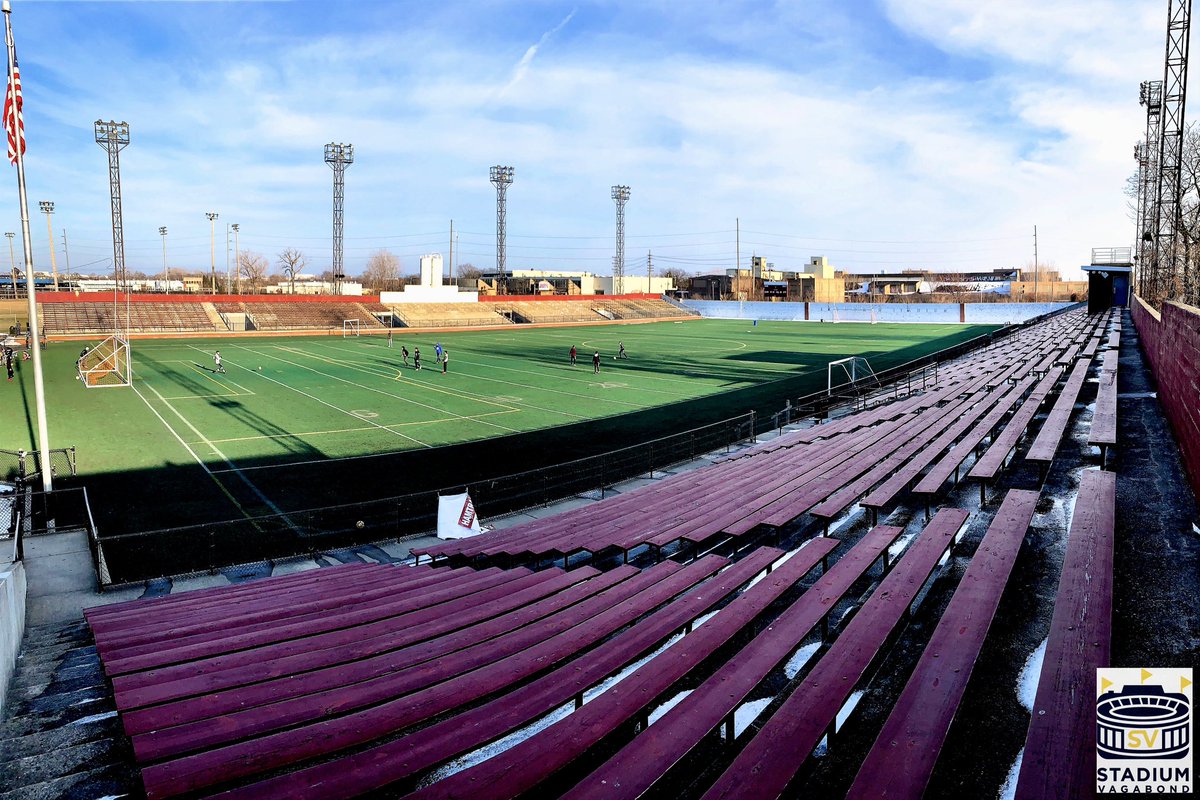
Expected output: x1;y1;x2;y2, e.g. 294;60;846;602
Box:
206;212;219;294
93;121;129;295
490;165;514;294
1149;0;1192;306
325;142;353;296
4;231;14;292
159;226;168;293
611;185;630;295
38;201;58;291
231;223;240;294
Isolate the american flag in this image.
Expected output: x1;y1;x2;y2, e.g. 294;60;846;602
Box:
4;57;23;165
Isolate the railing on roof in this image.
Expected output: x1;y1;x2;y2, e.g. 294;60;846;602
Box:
1090;247;1134;266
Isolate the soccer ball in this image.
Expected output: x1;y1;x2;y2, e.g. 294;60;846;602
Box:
355;520;365;529
257;366;262;371
613;356;616;360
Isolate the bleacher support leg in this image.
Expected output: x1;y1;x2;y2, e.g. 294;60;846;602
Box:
723;715;735;742
979;481;986;505
575;692;584;710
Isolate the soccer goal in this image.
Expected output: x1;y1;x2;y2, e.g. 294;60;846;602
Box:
78;334;131;388
827;355;880;397
343;319;361;338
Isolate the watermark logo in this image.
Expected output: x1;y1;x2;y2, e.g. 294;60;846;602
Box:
1096;668;1192;794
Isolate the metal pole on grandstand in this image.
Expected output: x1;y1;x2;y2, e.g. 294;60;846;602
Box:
325;143;353;296
4;1;52;491
159;226;168;293
4;231;13;294
224;222;230;294
611;185;629;295
38;200;56;290
490;165;513;295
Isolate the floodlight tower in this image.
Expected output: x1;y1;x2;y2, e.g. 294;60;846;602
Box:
38;201;58;290
94;121;130;293
611;185;630;296
159;226;169;293
206;212;219;294
1136;81;1163;295
325;143;354;295
490;165;514;294
1150;0;1192;306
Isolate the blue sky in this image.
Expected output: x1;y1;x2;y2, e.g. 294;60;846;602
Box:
0;0;1164;279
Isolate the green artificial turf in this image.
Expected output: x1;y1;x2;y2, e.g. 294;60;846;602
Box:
0;318;995;580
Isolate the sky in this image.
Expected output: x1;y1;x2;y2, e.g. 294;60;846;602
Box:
0;0;1171;280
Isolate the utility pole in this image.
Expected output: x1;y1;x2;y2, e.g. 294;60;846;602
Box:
232;223;240;293
449;219;454;282
647;250;653;294
1033;225;1039;302
159;226;168;293
225;223;231;294
325;142;354;296
206;212;218;294
490;165;514;295
38;201;57;290
736;217;740;275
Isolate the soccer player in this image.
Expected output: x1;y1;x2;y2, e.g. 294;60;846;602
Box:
592;350;601;374
442;350;449;374
569;345;577;366
618;341;628;359
401;345;410;367
213;350;226;374
435;342;443;364
387;327;393;348
414;347;422;371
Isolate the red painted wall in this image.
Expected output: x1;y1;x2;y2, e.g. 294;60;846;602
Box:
37;292;379;305
1132;295;1200;501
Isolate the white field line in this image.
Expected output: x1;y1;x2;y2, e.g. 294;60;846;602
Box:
231;343;523;438
203;409;520;445
192;345;434;448
144;382;289;519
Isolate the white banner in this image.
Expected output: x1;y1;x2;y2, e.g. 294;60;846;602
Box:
437;492;483;540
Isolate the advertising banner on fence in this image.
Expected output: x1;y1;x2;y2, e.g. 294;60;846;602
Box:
437;492;483;540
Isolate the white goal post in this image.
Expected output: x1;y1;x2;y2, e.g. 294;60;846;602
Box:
343;319;361;338
827;355;879;397
78;334;131;388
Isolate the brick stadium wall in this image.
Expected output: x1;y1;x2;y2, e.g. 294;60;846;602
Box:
1132;295;1200;501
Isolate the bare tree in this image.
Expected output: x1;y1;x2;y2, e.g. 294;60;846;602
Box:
658;267;691;291
455;262;482;284
277;247;307;295
363;249;402;292
239;251;269;293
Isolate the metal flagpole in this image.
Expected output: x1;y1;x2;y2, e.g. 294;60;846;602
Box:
4;0;52;491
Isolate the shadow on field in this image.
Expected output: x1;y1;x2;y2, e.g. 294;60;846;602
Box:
71;325;994;581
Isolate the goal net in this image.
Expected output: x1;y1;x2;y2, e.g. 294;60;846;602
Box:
78;335;131;388
343;319;361;338
827;355;880;397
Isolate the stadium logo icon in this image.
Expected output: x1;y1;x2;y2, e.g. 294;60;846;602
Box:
1096;668;1192;794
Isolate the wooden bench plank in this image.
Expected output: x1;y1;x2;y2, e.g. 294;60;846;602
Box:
1014;470;1114;800
138;558;724;798
557;525;904;800
218;543;834;800
114;565;603;717
1025;357;1092;463
699;507;971;800
848;489;1039;800
102;566;520;676
968;367;1062;480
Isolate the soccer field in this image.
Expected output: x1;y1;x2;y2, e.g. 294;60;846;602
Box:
1;318;995;539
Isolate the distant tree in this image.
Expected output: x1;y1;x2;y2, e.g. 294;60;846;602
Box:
239;251;269;293
456;262;482;283
658;267;691;291
277;248;307;295
363;249;402;292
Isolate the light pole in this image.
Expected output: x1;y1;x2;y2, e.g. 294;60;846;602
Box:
38;201;59;291
159;226;168;294
206;212;218;294
231;223;240;294
4;231;14;297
